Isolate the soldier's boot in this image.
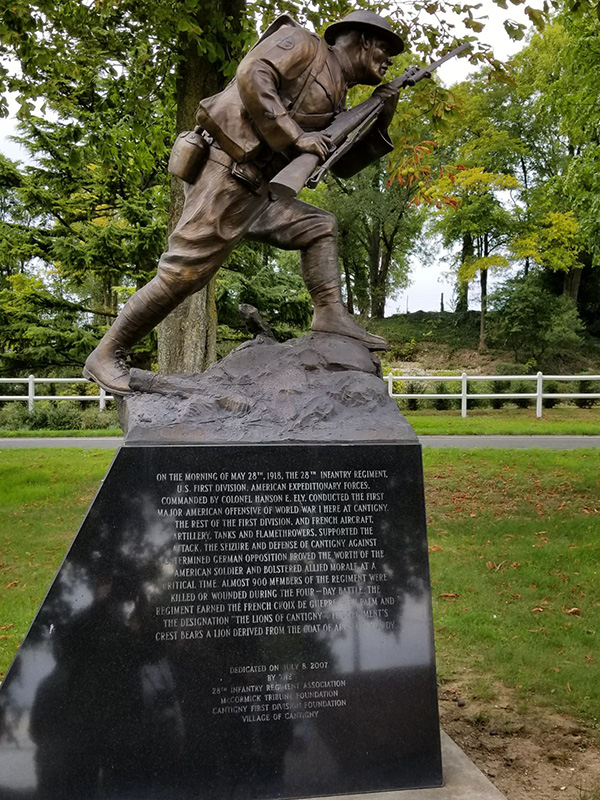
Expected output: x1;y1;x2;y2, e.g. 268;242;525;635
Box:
302;241;389;351
83;276;181;395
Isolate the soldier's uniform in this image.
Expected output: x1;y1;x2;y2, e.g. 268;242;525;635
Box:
158;20;393;301
84;13;402;393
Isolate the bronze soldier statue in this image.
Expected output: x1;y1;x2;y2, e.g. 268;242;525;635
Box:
84;10;404;395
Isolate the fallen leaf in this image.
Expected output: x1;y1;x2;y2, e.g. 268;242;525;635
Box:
567;683;572;693
564;608;581;616
553;667;560;673
428;545;443;552
512;594;522;599
531;607;545;613
439;593;459;599
585;655;595;663
485;561;496;569
5;581;19;589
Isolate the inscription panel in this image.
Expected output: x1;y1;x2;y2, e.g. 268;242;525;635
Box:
0;444;442;800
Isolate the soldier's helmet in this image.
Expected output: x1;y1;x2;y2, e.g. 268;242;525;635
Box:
324;10;404;55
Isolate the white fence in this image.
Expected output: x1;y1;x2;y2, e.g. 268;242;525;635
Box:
1;373;599;419
384;372;600;418
0;376;113;411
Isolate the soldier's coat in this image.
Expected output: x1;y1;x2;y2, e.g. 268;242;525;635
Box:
160;20;392;287
197;22;390;167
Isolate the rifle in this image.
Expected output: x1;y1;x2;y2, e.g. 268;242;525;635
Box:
268;42;470;199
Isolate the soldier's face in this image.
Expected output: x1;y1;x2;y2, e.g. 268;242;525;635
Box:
361;36;393;84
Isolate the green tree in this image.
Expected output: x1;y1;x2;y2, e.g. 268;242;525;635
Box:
0;0;248;374
309;160;424;319
0;0;541;375
431;167;519;348
489;273;583;366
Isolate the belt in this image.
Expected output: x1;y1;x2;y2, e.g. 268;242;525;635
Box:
207;146;234;169
208;144;267;195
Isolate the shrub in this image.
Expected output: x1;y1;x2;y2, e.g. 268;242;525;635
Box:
489;274;583;364
467;381;487;410
390;338;417;362
80;407;120;430
0;402;34;430
45;402;83;430
433;381;451;411
574;380;599;409
0;400;92;430
490;380;510;409
28;404;52;429
512;380;533;409
405;381;425;411
542;380;559;409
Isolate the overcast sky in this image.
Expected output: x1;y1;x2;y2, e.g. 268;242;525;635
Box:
0;0;544;313
391;0;544;314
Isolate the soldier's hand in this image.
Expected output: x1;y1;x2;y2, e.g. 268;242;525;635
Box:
294;132;332;162
373;83;400;130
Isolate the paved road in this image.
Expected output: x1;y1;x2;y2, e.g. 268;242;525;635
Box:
1;435;599;449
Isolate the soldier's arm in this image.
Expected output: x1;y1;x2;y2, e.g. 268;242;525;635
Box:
236;29;316;152
330;84;398;179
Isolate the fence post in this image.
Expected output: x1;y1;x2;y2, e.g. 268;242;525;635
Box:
461;372;468;418
28;374;35;412
536;371;543;418
99;387;106;411
385;374;393;397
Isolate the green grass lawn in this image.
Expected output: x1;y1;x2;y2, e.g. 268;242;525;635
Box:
0;448;116;672
1;447;599;728
407;407;600;436
425;448;600;724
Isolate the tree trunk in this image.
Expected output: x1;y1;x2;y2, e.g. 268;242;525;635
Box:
372;246;393;319
158;6;243;373
342;261;354;315
456;234;473;313
339;231;354;315
479;267;487;350
368;224;387;318
563;267;583;304
520;154;531;278
353;256;370;316
479;236;488;351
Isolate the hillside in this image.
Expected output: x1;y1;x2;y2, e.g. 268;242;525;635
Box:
366;312;600;375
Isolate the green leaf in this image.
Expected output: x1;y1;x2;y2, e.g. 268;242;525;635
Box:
524;6;546;30
504;20;526;39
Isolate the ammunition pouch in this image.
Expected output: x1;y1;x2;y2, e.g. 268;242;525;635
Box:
168;128;209;184
231;161;265;194
208;146;267;195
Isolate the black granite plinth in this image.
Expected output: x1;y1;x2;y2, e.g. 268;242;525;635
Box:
0;443;442;800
